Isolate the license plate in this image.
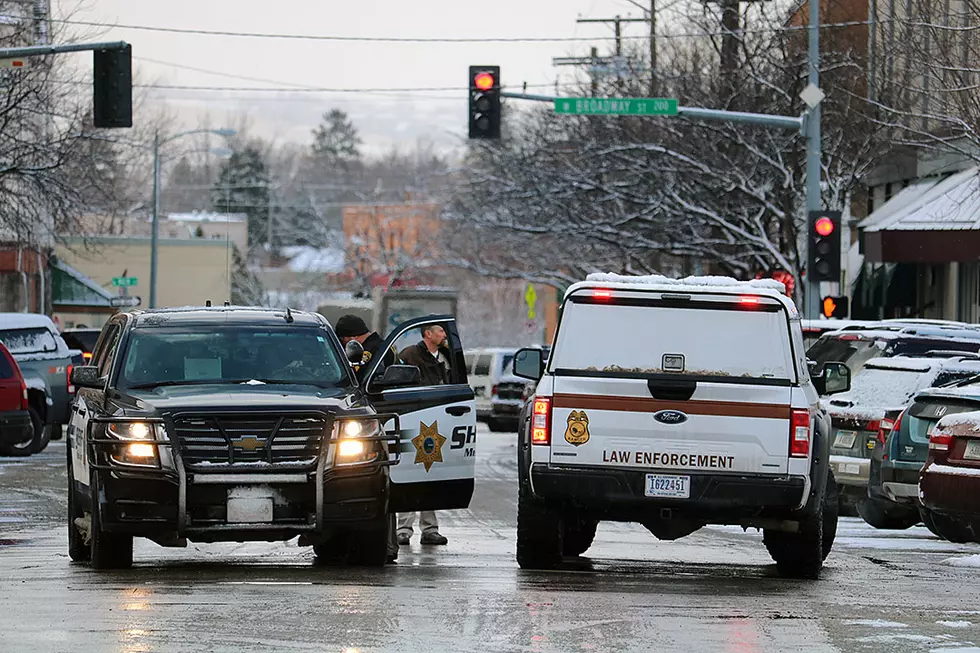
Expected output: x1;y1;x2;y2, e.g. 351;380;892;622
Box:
965;440;980;461
834;431;857;449
227;497;274;523
645;474;690;499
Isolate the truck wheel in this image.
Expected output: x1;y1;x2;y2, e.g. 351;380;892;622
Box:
822;470;839;560
487;418;505;433
561;518;598;557
67;456;90;562
516;485;563;570
313;533;351;566
857;497;920;530
349;523;389;567
764;492;824;579
921;508;973;543
29;408;51;454
90;472;133;570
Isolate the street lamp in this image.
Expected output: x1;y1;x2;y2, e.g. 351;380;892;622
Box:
150;128;236;308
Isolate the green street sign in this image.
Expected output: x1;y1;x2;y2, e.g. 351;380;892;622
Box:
554;97;679;116
112;276;138;287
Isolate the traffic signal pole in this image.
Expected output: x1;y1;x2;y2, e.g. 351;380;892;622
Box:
804;0;822;320
0;40;127;58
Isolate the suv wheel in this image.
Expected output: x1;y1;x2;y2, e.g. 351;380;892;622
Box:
90;472;134;570
67;454;90;562
516;485;563;570
0;408;42;457
857;497;920;530
764;488;824;579
30;409;52;455
561;518;598;557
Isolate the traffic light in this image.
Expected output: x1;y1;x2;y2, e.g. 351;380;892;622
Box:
93;45;132;129
822;296;849;319
807;210;841;283
468;65;500;139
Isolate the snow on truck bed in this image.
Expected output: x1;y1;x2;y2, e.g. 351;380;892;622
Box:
582;273;788;297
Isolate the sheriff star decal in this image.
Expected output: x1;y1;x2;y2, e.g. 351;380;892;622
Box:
412;421;447;472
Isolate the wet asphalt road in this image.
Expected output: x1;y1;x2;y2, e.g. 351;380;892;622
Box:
1;429;979;653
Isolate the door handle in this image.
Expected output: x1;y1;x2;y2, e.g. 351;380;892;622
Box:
445;406;471;417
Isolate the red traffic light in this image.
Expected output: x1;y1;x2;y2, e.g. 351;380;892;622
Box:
474;72;495;91
814;216;835;237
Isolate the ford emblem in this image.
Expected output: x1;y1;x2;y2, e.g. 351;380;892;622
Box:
653;410;688;425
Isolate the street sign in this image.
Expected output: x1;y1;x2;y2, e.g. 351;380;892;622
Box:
0;58;27;69
554;97;678;116
112;276;137;287
525;284;537;320
110;296;141;308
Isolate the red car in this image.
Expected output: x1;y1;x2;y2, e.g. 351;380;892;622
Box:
0;342;35;456
919;411;980;542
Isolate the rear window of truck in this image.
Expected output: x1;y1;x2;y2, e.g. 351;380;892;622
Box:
550;297;797;382
0;327;58;355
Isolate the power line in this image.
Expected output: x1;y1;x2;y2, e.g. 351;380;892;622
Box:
3;14;889;43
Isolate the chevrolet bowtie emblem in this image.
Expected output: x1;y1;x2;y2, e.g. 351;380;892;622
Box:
231;435;266;451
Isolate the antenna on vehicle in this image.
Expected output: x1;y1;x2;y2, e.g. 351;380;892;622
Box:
284;306;294;323
206;300;212;307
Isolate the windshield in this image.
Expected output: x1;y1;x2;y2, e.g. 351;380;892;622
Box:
0;327;58;355
117;326;350;390
807;335;883;373
551;299;797;381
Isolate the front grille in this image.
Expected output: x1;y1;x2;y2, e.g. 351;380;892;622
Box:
496;382;525;400
173;413;328;466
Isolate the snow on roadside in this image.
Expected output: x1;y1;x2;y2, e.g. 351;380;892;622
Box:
943;554;980;568
937;621;974;629
844;619;909;628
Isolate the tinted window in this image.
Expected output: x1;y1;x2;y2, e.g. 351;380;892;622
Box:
807;335;882;373
0;351;14;379
96;325;121;378
62;331;100;353
118;326;349;390
500;354;515;375
0;328;58;355
475;355;492;376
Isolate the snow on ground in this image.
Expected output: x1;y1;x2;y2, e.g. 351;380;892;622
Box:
943;554;980;568
844;619;909;628
937;621;974;629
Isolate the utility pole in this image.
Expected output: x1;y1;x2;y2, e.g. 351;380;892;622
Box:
804;0;822;320
649;0;657;96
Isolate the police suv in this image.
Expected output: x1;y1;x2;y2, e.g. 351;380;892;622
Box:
512;274;851;578
66;306;476;569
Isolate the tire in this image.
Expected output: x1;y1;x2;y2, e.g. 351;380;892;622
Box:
764;488;824;579
30;407;51;454
67;453;90;562
516;484;563;570
822;470;839;560
487;418;505;433
313;533;351;566
89;471;133;570
50;424;64;441
314;518;389;567
921;508;973;543
561;518;598;557
857;497;920;530
0;408;41;457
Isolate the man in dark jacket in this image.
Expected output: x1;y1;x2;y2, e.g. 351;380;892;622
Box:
335;315;396;383
335;314;400;563
395;323;451;546
397;324;450;386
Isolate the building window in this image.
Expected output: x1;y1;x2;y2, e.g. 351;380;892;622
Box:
867;192;874;216
884;183;893;201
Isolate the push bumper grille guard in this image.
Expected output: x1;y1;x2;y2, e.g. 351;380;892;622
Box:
86;412;402;536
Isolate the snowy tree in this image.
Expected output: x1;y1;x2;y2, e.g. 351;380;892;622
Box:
310;109;362;171
211;146;271;251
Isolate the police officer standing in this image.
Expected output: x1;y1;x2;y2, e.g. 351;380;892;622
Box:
334;314;400;563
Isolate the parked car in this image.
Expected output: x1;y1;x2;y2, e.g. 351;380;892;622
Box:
0;313;74;453
866;378;980;530
825;355;980;516
0;342;34;456
464;347;527;431
919;410;980;543
801;319;879;349
61;328;102;363
807;324;980;379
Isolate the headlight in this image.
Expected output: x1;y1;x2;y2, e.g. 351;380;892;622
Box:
333;418;381;465
107;421;165;468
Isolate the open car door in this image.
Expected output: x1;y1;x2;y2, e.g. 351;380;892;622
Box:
362;315;476;512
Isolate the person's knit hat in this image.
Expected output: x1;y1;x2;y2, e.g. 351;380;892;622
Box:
335;315;370;338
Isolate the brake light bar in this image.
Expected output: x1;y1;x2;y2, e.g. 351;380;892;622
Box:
740;296;760;305
790;409;811;458
592;290;613;300
929;430;954;452
531;397;552;445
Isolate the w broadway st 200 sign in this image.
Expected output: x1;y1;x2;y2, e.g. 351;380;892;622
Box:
554;97;679;116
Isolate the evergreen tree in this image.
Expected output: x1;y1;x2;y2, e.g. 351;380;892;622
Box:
310;109;362;170
212;146;271;250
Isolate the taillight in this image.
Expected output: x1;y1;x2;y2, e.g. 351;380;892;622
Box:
876;417;895;445
492;385;499;398
790;409;810;457
929;430;954;452
531;397;552;445
83;352;92;361
66;364;74;395
19;378;28;411
866;419;881;434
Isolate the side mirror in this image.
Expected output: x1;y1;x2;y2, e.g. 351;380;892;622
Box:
813;362;850;395
513;348;544;381
345;340;364;363
71;365;105;390
373;364;421;390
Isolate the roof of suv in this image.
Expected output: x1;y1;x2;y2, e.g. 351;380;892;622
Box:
129;306;326;329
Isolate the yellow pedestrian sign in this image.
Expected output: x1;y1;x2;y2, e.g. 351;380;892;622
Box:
525;284;537;320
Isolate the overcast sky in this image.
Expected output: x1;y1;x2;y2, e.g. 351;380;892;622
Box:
60;0;655;156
